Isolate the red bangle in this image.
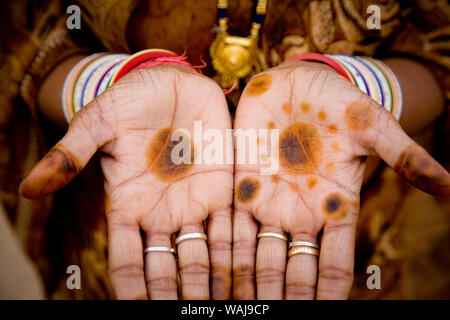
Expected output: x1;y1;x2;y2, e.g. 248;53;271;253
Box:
286;53;353;83
110;49;196;84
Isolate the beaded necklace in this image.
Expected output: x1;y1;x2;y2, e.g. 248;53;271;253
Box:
210;0;268;88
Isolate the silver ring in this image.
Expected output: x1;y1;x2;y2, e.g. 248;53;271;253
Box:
175;233;207;246
143;246;176;254
289;241;319;249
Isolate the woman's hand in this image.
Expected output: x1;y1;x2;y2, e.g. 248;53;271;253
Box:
19;65;233;300
232;61;450;299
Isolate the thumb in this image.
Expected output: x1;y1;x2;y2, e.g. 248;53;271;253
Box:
19;98;115;199
351;96;450;197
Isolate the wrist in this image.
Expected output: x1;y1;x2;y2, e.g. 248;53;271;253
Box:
286;53;403;120
60;49;195;124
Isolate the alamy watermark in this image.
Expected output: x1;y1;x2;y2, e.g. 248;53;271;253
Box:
366;264;381;290
66;265;81;290
170;121;280;175
66;5;81;30
366;5;381;30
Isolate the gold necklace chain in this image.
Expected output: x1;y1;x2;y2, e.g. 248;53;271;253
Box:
210;0;268;88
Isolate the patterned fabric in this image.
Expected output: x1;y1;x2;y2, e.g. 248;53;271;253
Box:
0;0;448;299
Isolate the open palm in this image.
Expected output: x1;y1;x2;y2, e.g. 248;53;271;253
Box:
20;65;233;300
233;61;450;300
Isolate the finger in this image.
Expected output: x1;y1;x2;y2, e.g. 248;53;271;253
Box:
19;98;116;199
256;227;287;300
285;232;318;300
207;208;232;300
177;224;210;300
107;214;147;300
316;191;358;300
346;96;450;197
233;210;258;299
145;232;178;300
316;218;357;300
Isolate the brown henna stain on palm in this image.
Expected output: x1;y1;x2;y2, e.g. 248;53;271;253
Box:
344;101;376;131
325;162;335;174
328;124;338;134
300;102;311;113
146;128;194;182
271;174;280;183
307;177;318;189
245;74;272;96
237;177;261;203
394;144;450;197
267;121;276;130
331;141;340;152
282;103;293;114
19;144;81;199
323;192;351;221
279;122;323;175
289;181;299;192
318;110;327;121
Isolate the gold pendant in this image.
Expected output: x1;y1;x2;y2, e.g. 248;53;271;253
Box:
210;32;258;88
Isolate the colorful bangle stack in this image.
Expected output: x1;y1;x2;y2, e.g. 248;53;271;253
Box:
287;53;403;120
62;49;194;123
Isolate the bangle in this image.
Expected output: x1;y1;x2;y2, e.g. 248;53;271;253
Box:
62;54;103;123
80;54;128;109
371;58;403;120
286;52;354;84
287;52;403;120
62;49;195;123
110;49;195;85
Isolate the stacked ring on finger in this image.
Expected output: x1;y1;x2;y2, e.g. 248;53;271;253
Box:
257;232;288;242
144;247;176;254
288;241;319;257
175;232;207;246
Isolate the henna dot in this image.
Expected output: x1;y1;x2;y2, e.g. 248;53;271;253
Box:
328;124;338;134
318;110;327;121
289;181;299;192
323;192;351;220
307;177;318;189
237;177;261;204
147;128;194;182
279;122;323;175
325;162;335;173
282;102;293;114
344;101;376;131
331;142;340;152
300;102;311;113
245;74;272;96
271;175;280;183
267;121;276;130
